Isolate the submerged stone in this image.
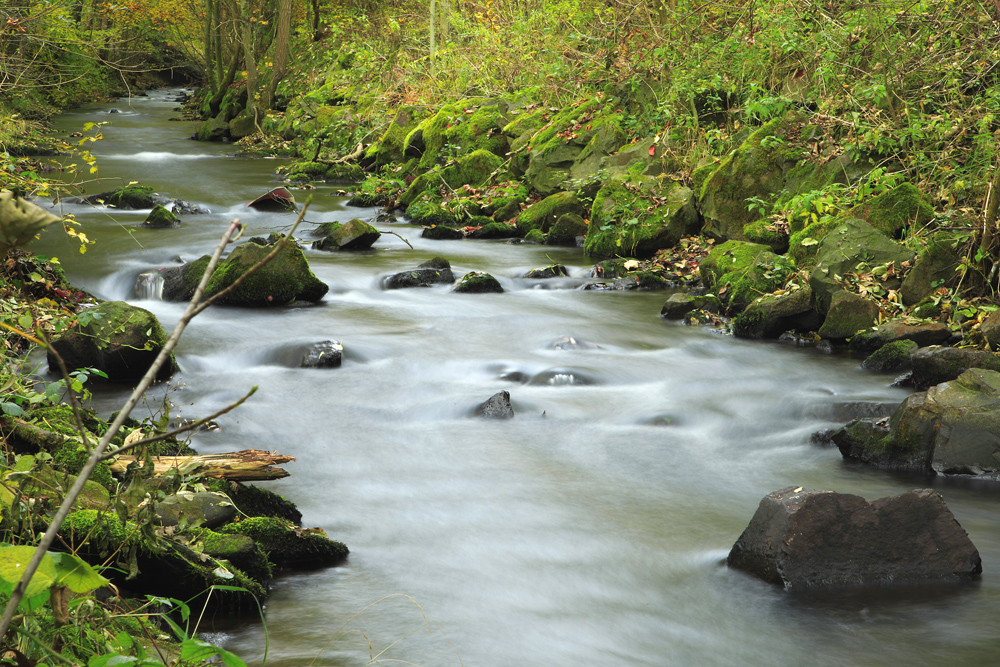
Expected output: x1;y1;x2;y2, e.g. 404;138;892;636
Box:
477;390;514;419
454;271;503;293
312;218;380;251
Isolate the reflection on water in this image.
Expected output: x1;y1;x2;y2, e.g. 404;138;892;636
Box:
33;89;1000;667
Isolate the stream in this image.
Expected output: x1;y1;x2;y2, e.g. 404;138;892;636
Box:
34;89;1000;666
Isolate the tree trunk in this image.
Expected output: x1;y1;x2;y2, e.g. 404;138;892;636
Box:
110;449;295;481
238;0;260;125
262;0;292;110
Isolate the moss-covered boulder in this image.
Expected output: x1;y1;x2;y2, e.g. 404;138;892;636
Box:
398;149;505;209
807;218;914;312
522;99;626;195
362;106;431;169
405;198;462;226
422;224;464;240
312;218;380;251
142;204;180;229
471;221;520;239
203;479;302;524
348;175;406;207
900;238;963;306
862;339;919;373
154;491;236;529
47;301;176;382
847;183;933;239
585;178;698;259
195;116;230;142
547;213;587;246
816;290;879;339
402;102;508;172
163;238;327;306
515;192;585;235
699;240;794;310
732;285;818;339
697;116;805;240
660;292;723;320
82;185;160;209
201;530;272;583
218;517;348;569
454;271;503;293
524;264;569;279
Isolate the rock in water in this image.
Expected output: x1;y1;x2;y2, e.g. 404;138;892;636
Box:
477;390;514;419
301;340;343;368
728;486;981;589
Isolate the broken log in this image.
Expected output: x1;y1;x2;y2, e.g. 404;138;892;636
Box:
109;449;295;481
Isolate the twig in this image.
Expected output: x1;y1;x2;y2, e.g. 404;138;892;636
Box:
382;230;414;249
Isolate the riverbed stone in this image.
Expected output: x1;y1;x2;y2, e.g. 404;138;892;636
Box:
817;290;879;339
660;292;723;320
849;320;953;354
515;192;584;235
585;178;698;259
699;240;793;310
47;301;176;382
80;185;161;209
728;486;982;589
910;346;1000;389
454;271;503;293
383;258;456;289
477;390;514;419
847;182;934;239
422;225;464;240
524;264;568;279
900;239;962;305
142;204;180;228
300;340;343;368
217;517;348;569
979;310;1000;350
195;116;230;142
861;339;919;373
732;285;817;339
546;213;587;246
312;218;380;251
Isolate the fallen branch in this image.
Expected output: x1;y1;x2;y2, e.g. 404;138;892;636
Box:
109;449;295;481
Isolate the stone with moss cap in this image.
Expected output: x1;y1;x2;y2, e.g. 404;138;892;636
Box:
515;192;584;235
201;529;272;582
698;240;793;310
847;182;933;239
81;185;161;209
900;237;962;305
348;175;406;207
47;300;176;382
312;218;380;251
585;177;698;259
203;237;328;306
362;105;431;169
454;271;503;293
732;285;818;339
816;290;879;339
142;204;179;229
218;517;348;569
862;339;919;373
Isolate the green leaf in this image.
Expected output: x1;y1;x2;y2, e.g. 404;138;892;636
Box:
49;551;109;593
17;313;32;330
0;402;23;417
0;546;57;598
88;655;139;667
800;237;818;247
180;639;247;667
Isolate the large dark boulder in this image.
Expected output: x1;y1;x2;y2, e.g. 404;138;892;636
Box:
911;346;1000;389
728;486;981;589
454;271;503;293
816;290;879;339
312;218;380;251
47;301;176;382
849;321;953;355
732;285;818;339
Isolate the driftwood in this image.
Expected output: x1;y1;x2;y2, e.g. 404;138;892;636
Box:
109;449;295;481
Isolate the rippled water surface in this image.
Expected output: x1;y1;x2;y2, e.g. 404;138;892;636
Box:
34;90;1000;667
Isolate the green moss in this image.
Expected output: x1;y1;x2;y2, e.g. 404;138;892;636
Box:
454;271;504;293
206;238;328;306
699;240;793;309
529;98;603;155
788;215;844;265
584;179;696;259
218;517;348;568
847;182;934;238
742;218;788;253
472;221;521;239
348;175;406;206
103;185;158;209
398;149;505;208
403;102;466;171
525;229;545;243
406;198;461;226
61;510;139;555
143;204;179;228
515;192;583;234
503;106;550;144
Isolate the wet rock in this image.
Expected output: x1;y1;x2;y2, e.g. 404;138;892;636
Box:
383;257;455;289
849;320;953;355
585;179;698;259
861;339;919;373
524;264;568;279
312;218;380;251
699;241;791;310
807;400;900;423
78;185;162;209
900;239;963;305
817;290;879;339
847;183;934;239
515;192;585;235
195;116;230;142
732;286;818;339
422;225;463;240
471;221;521;239
170;199;210;215
980;309;1000;350
911;346;1000;389
155;491;236;529
300;340;343;368
476;390;514;419
142;204;180;228
47;301;176;382
660;292;722;320
546;213;587;246
454;271;503;293
728;486;981;589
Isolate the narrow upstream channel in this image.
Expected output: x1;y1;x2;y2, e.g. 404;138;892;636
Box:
35;89;1000;666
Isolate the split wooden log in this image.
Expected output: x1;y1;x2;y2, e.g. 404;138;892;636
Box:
109;449;295;481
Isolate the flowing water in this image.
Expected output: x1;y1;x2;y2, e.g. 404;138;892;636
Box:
34;90;1000;666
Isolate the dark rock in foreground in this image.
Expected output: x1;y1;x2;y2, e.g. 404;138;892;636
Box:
477;390;514;419
383;257;455;289
728;486;981;589
454;271;503;293
312;218;380;251
911;346;1000;389
300;340;343;368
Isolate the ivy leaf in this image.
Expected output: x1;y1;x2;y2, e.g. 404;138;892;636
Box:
0;545;57;598
49;551;110;593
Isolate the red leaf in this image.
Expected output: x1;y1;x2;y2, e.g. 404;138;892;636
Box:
648;145;656;156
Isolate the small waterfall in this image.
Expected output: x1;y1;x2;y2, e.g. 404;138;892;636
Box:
133;270;164;300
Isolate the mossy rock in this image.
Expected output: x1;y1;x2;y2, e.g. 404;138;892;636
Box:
402;101;506;171
900;237;963;306
61;510;139;558
524;229;545;243
398;149;505;209
312;218;380;251
743;218;788;254
848;321;952;355
732;285;818;339
405;198;461;226
195;116;230;142
422;225;464;240
547;213;587;246
142;204;180;229
788;215;847;265
83;185;160;209
202;237;329;306
471;221;521;239
203;479;302;524
218;517;348;569
847;183;933;239
47;301;176;382
362;106;431;168
524;264;569;279
13;463;112;513
816;290;879;339
699;240;793;310
697;115;806;241
862;339;919;373
454;271;503;293
201;529;272;582
515;192;584;235
585;178;698;259
660;292;723;320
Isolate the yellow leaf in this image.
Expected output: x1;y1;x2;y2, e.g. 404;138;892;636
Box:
89;166;98;174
